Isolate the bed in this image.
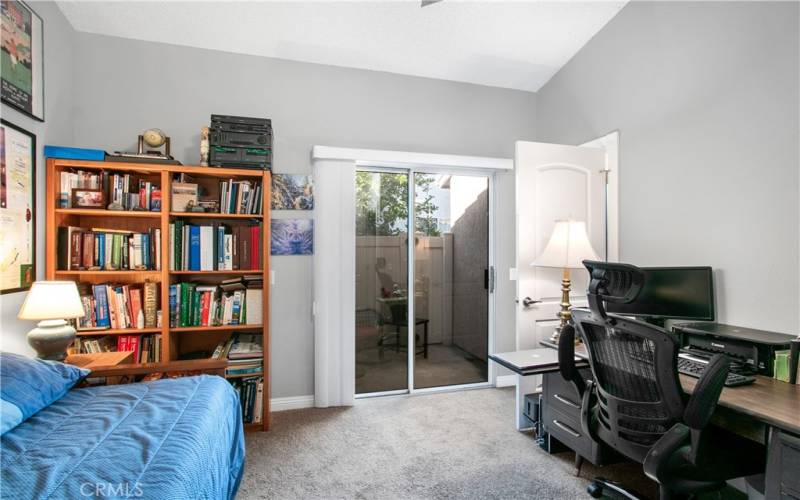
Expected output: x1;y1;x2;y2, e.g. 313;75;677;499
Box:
1;374;245;499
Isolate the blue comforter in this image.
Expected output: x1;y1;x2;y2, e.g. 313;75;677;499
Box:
1;375;245;499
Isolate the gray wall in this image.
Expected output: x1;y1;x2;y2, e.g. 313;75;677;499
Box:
0;2;76;356
536;1;800;334
68;33;535;397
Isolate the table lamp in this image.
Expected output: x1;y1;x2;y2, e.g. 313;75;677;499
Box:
532;220;600;342
18;281;85;361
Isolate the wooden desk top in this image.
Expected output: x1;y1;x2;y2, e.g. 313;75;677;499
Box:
536;341;800;434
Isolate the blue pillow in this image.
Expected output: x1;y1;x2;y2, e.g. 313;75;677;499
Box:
0;352;88;434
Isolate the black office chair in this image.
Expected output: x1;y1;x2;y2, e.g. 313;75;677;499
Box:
559;261;764;500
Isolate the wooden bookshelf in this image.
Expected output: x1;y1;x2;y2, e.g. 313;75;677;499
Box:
46;158;271;431
170;212;263;219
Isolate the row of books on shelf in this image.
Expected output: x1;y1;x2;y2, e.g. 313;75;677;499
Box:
58;226;162;271
219;179;263;215
169;221;263;271
169;277;263;327
76;282;159;331
72;334;162;363
59;170;161;211
170;175;263;215
230;377;264;424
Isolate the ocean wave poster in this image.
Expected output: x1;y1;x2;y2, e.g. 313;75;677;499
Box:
271;219;313;255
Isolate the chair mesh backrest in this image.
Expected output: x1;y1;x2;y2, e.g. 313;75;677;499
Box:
581;325;659;402
574;261;685;462
576;314;684;460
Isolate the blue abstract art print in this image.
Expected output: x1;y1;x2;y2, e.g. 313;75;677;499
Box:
271;219;313;255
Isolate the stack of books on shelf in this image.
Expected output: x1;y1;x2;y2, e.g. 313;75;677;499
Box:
168;277;262;327
219;179;263;215
108;174;161;211
168;221;262;271
72;335;115;354
76;282;160;330
58;227;161;271
59;170;160;211
229;377;264;424
223;333;264;424
72;334;162;363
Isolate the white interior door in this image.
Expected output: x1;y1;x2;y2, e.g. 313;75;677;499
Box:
513;140;608;429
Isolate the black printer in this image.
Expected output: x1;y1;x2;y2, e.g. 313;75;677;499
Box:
673;322;795;377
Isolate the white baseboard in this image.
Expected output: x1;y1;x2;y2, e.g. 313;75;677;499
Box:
495;375;517;388
270;395;315;412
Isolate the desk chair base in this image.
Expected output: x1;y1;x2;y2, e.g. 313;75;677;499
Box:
587;478;644;500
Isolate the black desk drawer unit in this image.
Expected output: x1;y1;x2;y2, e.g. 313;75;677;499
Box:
542;370;606;465
766;429;800;499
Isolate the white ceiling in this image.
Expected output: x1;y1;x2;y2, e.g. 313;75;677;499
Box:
57;1;627;92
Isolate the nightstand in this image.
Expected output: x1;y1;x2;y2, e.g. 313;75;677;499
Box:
65;351;135;370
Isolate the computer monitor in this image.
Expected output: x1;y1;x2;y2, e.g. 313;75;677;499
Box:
604;266;715;321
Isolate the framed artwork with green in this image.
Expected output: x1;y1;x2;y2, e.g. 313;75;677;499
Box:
0;119;36;294
1;0;45;121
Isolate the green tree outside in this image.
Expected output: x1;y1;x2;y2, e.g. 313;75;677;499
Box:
356;172;441;237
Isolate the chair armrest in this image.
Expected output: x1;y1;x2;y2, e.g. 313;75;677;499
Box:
643;423;690;483
89;359;227;378
683;354;729;430
558;323;585;396
580;379;600;442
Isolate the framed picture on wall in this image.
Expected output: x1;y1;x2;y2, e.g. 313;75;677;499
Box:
0;119;36;294
1;0;45;121
271;219;313;255
271;174;313;210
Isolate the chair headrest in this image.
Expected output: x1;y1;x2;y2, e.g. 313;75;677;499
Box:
582;260;645;320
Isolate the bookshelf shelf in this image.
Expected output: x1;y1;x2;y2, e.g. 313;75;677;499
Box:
170;212;263;219
170;324;263;333
56;270;162;276
46;158;271;431
55;208;161;218
225;372;264;379
76;327;162;336
169;270;263;275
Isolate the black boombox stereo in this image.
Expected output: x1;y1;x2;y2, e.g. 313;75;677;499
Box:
209;114;272;170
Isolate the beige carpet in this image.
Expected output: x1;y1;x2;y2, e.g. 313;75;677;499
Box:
239;387;659;499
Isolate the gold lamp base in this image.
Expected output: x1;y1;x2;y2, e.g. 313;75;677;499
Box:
549;267;574;344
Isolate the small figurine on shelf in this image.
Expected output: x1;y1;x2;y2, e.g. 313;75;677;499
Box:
200;127;210;166
185;200;206;213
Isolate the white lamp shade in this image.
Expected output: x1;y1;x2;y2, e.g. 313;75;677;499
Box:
18;281;85;320
532;220;601;269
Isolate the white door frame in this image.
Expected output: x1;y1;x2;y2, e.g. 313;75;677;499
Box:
312;146;511;405
580;130;620;262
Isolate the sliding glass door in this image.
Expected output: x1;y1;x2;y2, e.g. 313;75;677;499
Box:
355;170;409;394
412;173;489;390
355;168;491;396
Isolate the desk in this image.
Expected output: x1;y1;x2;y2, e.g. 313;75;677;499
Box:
491;342;800;434
490;343;800;497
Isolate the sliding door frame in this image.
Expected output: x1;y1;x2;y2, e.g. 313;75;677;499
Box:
355;163;497;398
